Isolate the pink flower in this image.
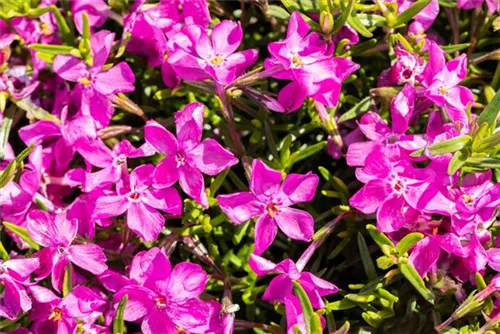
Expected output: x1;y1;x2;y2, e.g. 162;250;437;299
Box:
457;0;499;13
217;159;318;255
422;41;474;129
93;164;182;242
72;0;109;34
0;258;39;320
145;102;238;208
27;210;108;292
284;295;326;334
69;137;153;192
397;0;439;36
168;21;258;85
347;84;426;166
115;248;210;334
264;12;359;112
29;285;107;333
249;254;338;309
53;30;135;128
378;44;425;86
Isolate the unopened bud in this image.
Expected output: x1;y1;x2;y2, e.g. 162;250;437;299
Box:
320;11;334;36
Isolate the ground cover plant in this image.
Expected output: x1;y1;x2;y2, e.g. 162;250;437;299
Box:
0;0;500;333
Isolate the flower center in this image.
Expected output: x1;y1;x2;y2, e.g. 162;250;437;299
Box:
57;246;67;254
439;87;447;95
210;55;223;66
387;133;399;144
402;69;412;79
48;307;63;322
291;55;304;67
77;77;91;86
267;203;280;218
40;22;52;36
164;52;169;61
128;192;140;200
462;194;473;205
156;295;167;309
114;154;127;166
392;180;404;193
175;152;186;168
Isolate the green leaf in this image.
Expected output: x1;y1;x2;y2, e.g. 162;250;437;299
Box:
0;160;17;189
332;0;355;34
280;0;300;11
47;5;73;45
28;44;75;55
62;262;73;297
349;38;378;56
287;141;327;167
465;157;500;169
325;299;357;312
267;5;290;20
447;149;469;175
12;98;61;123
82;11;90;40
399;261;434;304
395;232;423;256
2;222;40;250
347;10;373;38
476;130;500;152
233;220;249;245
210;169;229;195
356;13;387;27
472;122;490;151
0;106;13;160
477;88;500;129
358;232;377;280
293;281;323;334
395;0;432;26
440;43;471;53
338;97;371;123
0;240;9;261
113;295;128;334
366;224;394;248
345;293;376;303
427;135;471;155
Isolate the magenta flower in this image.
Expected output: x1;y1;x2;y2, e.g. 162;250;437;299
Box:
347;84;426;166
217;159;318;255
422;41;474;129
145;102;238;208
168;21;258;85
457;0;499;13
408;235;442;277
285;295;325;334
249;254;338;309
29;285;106;333
70;137;153;192
27;210;108;292
378;44;425;86
264;12;359;112
0;258;39;320
449;171;500;238
93;164;182;242
72;0;109;33
115;247;210;334
53;30;135;128
396;0;439;36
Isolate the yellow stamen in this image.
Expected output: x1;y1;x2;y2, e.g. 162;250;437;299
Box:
292;55;304;67
439;87;447;95
463;194;473;205
267;203;280;218
40;22;51;36
48;308;63;321
210;56;223;66
77;77;91;86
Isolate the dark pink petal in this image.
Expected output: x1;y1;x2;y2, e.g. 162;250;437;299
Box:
248;253;278;276
142;187;182;215
61;285;106;318
487;248;500;271
68;244;107;275
175;102;204;148
53;55;89;82
115;286;154;322
51;254;71;293
274;207;314;242
18;121;61;145
277;81;307;113
358;112;391;141
144;120;178;156
27;211;72;248
80;86;114;129
211;20;242;56
286;12;310;48
216;192;266;224
409;236;441;277
4;258;39;281
91;30;115;70
129;248;171;287
94;62;135;95
166;262;208;302
127;202;165;242
152;156;180;188
168;49;209;81
30;285;60;304
0;277;31;320
165;298;210;331
376;194;408;233
161;61;180;88
440;54;468;87
130;164;154;192
98;270;131;293
346;141;380;167
422;41;445;85
142;309;177;334
33;247;56;281
261;274;292;304
187;139;238;176
75;137;114;167
179;164;208;208
391;83;415;134
277;172;319;206
250;159;282;202
300;272;338;297
350;179;391;214
254;214;278;255
93;195;129;219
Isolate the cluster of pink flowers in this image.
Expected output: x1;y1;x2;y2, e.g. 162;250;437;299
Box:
0;0;499;333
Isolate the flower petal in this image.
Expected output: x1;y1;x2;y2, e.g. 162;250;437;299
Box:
254;214;278;255
127;202;165;242
94;62;135;95
277;172;319;206
274;207;314;242
250;159;282;202
187;139;238;176
166;263;208;302
211;20;242;56
179;164;208;208
152;156;180;188
53;55;89;82
68;243;107;275
144;120;178;156
216;192;266;224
